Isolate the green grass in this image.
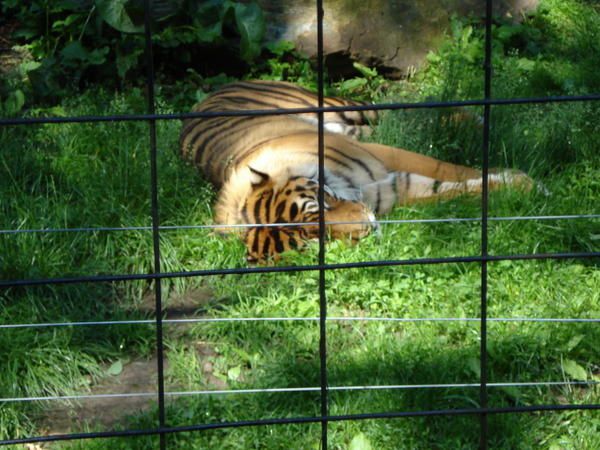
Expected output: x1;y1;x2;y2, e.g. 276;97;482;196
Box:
1;0;599;447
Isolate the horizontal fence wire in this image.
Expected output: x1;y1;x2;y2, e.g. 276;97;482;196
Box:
1;251;598;289
2;317;599;330
2;381;599;404
1;214;599;235
2;404;599;447
2;94;600;127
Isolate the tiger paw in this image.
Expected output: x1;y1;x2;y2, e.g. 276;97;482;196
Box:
489;169;535;192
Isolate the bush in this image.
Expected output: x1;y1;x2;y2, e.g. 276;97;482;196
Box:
0;0;266;105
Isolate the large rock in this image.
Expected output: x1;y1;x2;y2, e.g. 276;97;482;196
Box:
257;0;539;77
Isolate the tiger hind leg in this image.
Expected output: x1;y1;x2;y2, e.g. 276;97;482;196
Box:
323;122;374;139
393;169;533;205
361;142;481;181
312;93;378;139
304;117;375;139
359;140;534;202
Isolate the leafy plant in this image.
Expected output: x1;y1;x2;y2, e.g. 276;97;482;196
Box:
252;40;318;89
334;62;389;100
1;0;267;103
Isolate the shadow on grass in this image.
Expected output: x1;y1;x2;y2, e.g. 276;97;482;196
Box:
94;319;599;449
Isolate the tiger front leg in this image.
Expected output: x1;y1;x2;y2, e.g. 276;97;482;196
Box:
323;198;377;242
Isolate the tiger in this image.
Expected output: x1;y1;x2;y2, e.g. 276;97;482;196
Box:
179;80;533;263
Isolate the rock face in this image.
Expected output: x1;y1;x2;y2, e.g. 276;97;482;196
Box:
257;0;539;77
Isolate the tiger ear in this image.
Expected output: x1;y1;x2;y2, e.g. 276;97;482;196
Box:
248;166;270;187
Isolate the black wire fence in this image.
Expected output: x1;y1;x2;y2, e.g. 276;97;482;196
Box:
1;0;599;448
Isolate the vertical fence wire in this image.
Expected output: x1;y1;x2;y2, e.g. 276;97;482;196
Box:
316;0;329;448
479;0;494;448
143;2;167;449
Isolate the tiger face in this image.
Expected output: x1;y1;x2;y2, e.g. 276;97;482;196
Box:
242;168;374;263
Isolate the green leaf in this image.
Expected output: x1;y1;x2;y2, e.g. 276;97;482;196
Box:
233;1;265;62
499;385;521;401
87;47;109;65
496;24;523;43
61;42;108;66
461;25;473;44
2;0;20;8
191;0;225;43
516;58;536;72
52;14;81;31
96;0;143;33
349;432;373;450
13;28;38;40
107;360;123;376
466;356;481;378
562;359;587;381
266;40;295;56
116;47;143;78
151;0;182;22
353;62;377;78
61;41;89;61
339;78;367;92
565;334;584;351
4;89;25;115
426;53;440;63
18;60;42;75
227;365;241;381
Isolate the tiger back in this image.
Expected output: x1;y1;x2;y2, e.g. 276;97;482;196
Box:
179;80;378;187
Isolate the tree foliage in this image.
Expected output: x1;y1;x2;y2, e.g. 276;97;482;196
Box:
0;0;266;108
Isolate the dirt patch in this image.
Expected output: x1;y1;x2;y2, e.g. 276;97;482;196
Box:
38;285;227;440
40;348;228;439
137;285;219;319
194;342;228;390
0;19;29;75
40;358;162;436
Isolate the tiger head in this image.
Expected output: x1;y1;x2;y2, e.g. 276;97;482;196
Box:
237;167;375;263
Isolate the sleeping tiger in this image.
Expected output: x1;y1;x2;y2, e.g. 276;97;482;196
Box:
179;80;532;263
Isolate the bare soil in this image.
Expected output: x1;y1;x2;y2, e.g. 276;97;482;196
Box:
39;358;162;436
39;286;226;439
